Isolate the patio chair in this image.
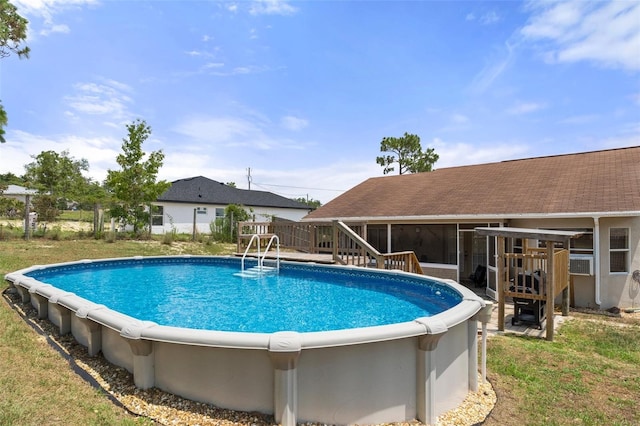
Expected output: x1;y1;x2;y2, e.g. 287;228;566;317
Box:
469;265;486;288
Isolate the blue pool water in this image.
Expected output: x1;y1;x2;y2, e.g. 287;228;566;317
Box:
26;257;462;333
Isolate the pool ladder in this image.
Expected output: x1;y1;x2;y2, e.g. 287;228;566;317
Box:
235;234;280;278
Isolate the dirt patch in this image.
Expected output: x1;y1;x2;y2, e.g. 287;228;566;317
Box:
1;219;94;232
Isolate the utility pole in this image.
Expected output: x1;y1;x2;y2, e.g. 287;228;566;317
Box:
247;167;252;190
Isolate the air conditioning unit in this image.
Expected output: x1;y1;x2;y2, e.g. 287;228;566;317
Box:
570;254;594;276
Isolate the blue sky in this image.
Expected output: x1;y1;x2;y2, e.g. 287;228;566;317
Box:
1;0;638;203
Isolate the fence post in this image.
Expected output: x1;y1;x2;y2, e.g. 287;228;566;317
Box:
332;220;338;261
23;194;30;240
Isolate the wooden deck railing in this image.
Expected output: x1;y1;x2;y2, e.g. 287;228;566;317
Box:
238;220;424;275
382;251;424;275
238;221;335;253
332;220;383;267
502;248;569;301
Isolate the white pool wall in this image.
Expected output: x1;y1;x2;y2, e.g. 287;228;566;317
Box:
5;256;489;425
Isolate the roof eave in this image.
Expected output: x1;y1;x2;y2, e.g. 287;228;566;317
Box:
301;211;640;223
155;199;310;210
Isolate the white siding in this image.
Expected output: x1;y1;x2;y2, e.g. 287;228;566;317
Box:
151;202;309;234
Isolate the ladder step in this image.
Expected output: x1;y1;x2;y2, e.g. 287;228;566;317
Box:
234;266;278;278
234;271;262;278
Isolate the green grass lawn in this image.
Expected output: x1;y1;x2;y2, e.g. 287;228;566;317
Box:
1;238;639;425
484;313;640;425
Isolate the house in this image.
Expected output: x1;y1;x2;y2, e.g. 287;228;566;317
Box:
152;176;311;235
303;147;640;310
1;184;38;206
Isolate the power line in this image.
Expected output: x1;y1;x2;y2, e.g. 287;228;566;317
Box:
250;182;309;199
252;181;345;192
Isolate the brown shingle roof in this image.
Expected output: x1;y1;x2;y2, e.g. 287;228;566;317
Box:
305;147;640;220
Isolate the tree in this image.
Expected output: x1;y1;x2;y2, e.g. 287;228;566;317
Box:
293;197;322;210
0;101;7;144
0;0;30;143
210;203;250;243
106;119;170;234
82;180;111;237
0;171;23;186
375;132;439;175
23;150;89;199
0;171;23;194
31;194;58;222
0;195;22;217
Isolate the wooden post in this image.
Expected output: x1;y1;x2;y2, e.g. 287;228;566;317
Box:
332;220;338;262
497;236;505;331
546;241;555;341
569;275;575;308
192;208;197;241
562;238;571;316
23;194;30;240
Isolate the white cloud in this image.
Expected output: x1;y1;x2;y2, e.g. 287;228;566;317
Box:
469;41;516;94
203;62;225;69
172;115;291;151
13;0;98;38
558;114;599;125
281;115;308;131
39;23;69;36
249;0;298;16
506;102;546;115
480;11;500;25
429;138;531;168
450;114;469;124
0;129;120;182
521;0;640;71
64;79;134;121
465;11;500;25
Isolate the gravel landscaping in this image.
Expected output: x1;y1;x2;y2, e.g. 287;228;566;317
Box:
6;288;495;426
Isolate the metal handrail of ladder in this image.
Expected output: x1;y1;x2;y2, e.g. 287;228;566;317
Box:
241;234;261;273
261;234;280;272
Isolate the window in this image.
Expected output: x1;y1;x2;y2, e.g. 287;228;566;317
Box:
215;208;225;219
610;228;629;273
196;207;208;215
538;228;594;255
151;205;163;226
570;229;594;255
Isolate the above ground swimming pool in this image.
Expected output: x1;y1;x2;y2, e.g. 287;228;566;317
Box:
6;255;489;425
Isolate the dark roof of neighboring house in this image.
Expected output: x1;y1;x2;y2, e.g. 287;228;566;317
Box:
305;146;640;220
157;176;310;210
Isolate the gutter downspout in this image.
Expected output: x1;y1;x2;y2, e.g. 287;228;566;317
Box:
593;216;601;306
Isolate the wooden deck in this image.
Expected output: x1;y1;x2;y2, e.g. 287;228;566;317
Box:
235;251;335;264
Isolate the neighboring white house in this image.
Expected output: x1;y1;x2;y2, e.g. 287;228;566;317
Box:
151;176;311;234
1;185;38;205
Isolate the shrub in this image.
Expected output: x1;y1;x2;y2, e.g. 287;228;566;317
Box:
162;231;175;245
49;226;62;241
